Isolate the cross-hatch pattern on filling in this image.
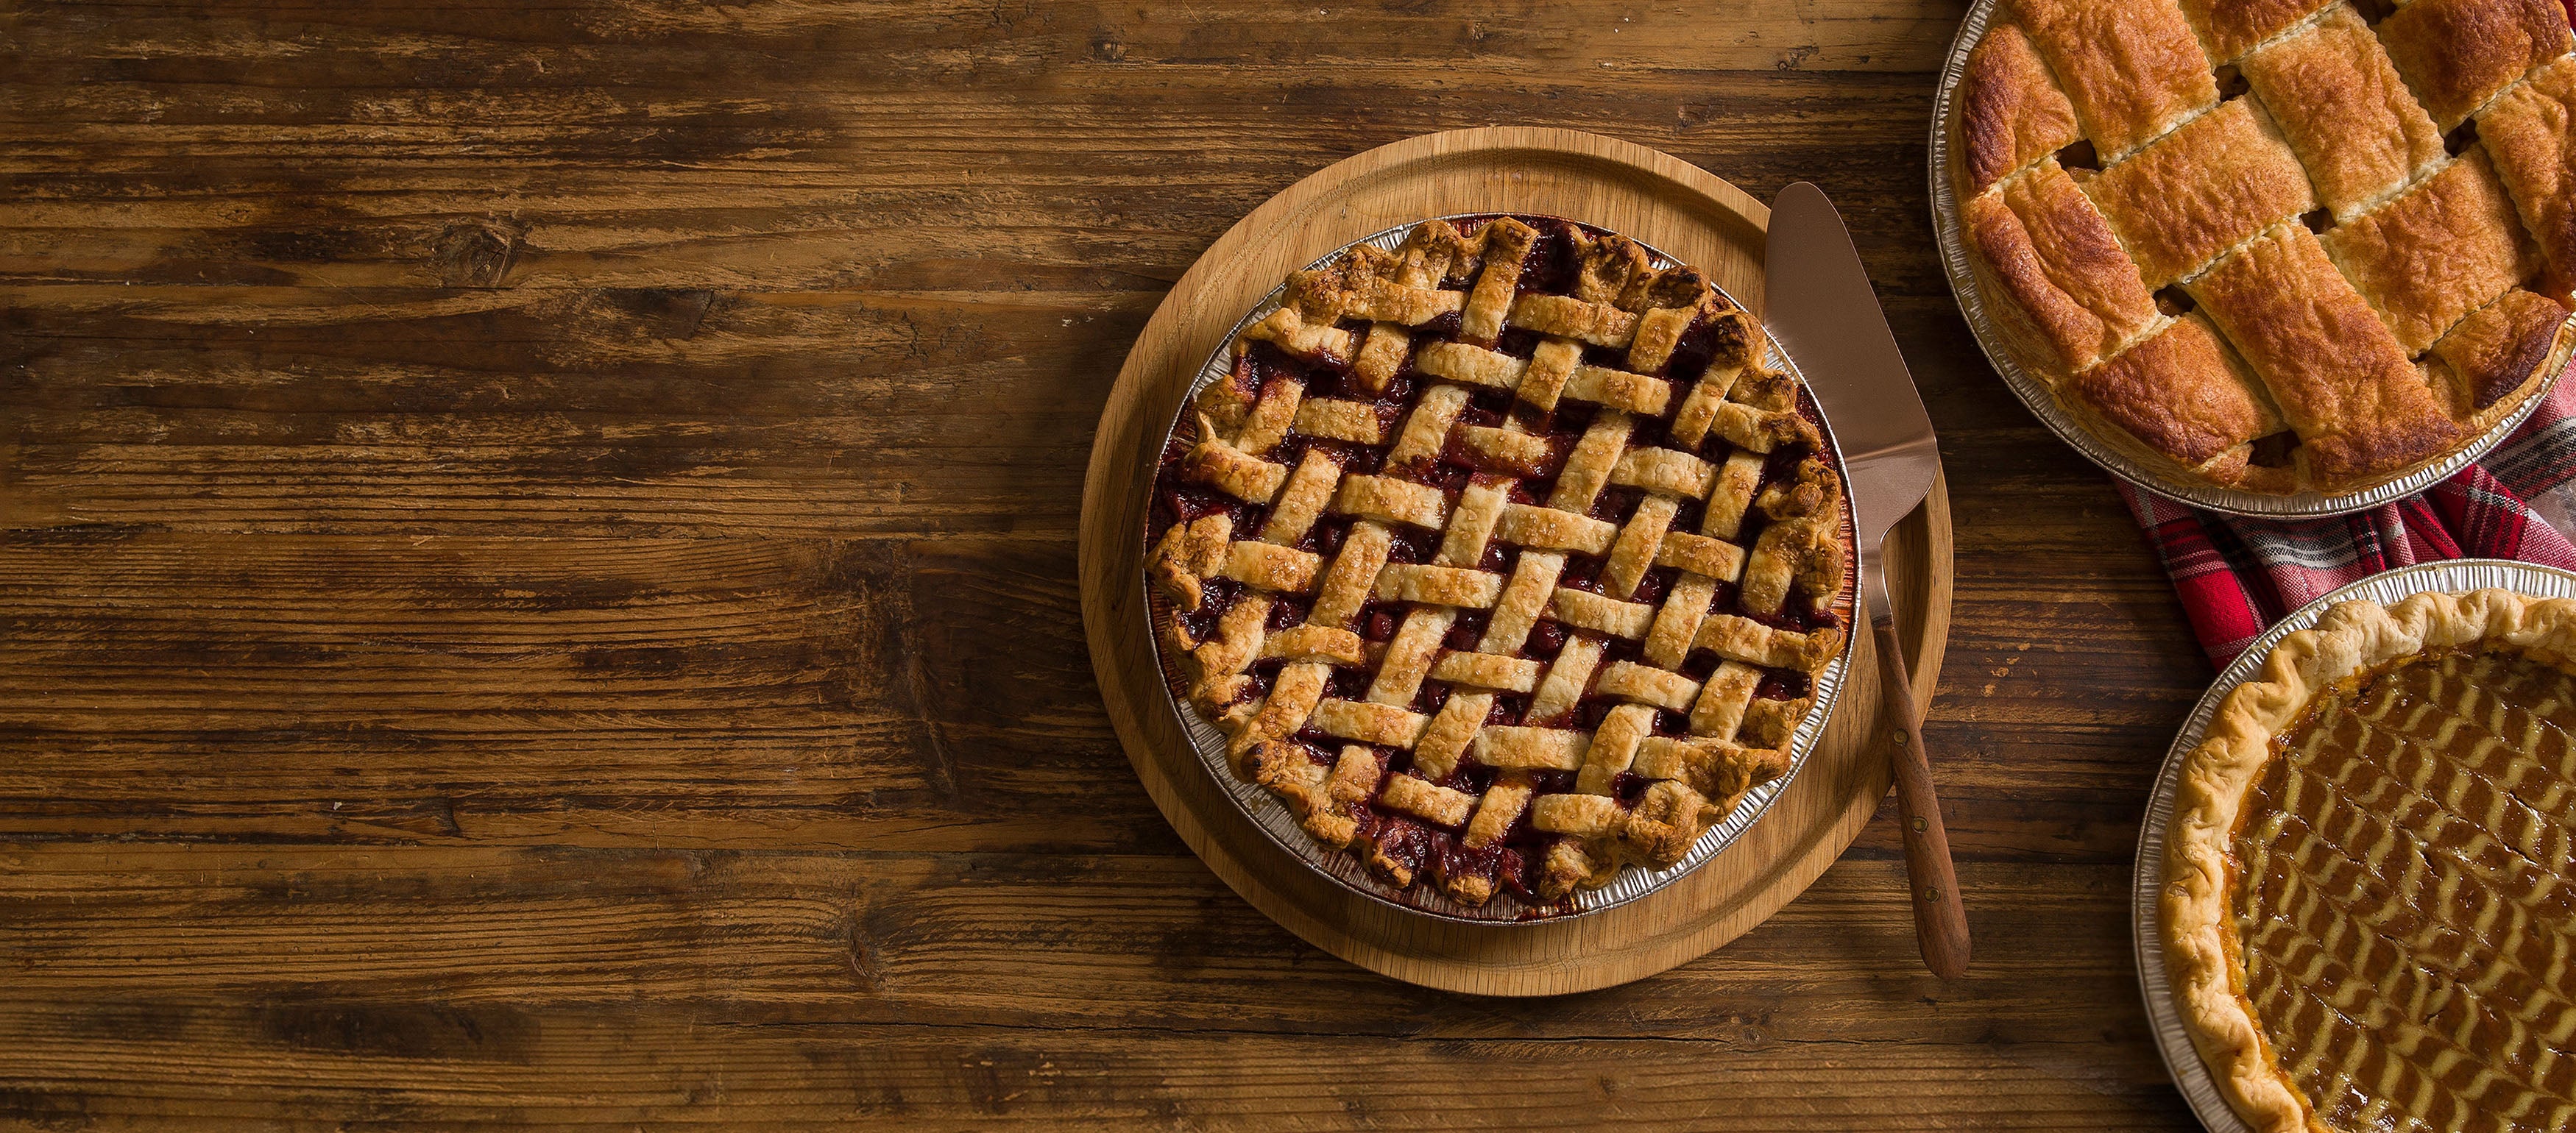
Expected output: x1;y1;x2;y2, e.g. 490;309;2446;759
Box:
1146;216;1852;909
1953;0;2576;495
2238;652;2576;1132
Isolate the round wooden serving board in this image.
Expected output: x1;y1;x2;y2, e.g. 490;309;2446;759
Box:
1080;127;1956;995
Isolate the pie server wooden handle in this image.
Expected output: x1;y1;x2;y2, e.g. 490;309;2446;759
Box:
1872;610;1970;979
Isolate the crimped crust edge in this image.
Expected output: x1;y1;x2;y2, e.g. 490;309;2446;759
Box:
2159;586;2576;1133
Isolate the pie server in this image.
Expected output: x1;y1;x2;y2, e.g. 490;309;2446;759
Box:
1763;181;1970;979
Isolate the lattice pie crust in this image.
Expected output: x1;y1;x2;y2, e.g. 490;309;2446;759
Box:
1147;216;1853;909
1955;0;2576;494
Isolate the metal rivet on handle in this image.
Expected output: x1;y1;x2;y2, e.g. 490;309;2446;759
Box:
1892;729;1908;747
1911;816;1928;833
1922;887;1941;903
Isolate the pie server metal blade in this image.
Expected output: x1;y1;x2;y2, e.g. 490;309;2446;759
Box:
1764;182;1942;577
1763;180;1969;979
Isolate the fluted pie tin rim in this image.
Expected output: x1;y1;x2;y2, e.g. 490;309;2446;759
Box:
1137;214;1861;926
2131;557;2576;1131
1928;0;2566;519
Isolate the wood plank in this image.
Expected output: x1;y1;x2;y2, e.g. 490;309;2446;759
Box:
0;0;1972;111
0;845;2187;1124
0;73;1939;288
0;526;2195;859
0;531;1161;849
0;288;1139;535
0;1015;2187;1131
0;74;1959;541
0;843;2159;1049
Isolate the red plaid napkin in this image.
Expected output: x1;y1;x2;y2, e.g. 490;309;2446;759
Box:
2121;367;2576;667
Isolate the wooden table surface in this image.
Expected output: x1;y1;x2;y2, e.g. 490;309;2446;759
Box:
1;1;2217;1127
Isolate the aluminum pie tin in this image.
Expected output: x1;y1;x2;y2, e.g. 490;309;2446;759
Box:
2131;558;2576;1130
1137;215;1859;924
1928;0;2567;519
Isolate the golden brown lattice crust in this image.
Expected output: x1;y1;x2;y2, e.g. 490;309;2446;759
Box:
1956;21;2085;193
2376;0;2572;129
1964;159;2162;373
2240;4;2444;221
2059;313;2283;482
2163;588;2576;1133
1948;0;2576;497
2480;56;2576;303
2431;288;2576;425
2189;224;2465;488
1150;216;1853;912
2318;147;2535;355
2012;0;2219;161
2082;98;2318;288
2176;0;2332;63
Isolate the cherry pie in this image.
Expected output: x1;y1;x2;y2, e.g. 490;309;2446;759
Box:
1951;0;2576;495
1145;215;1853;909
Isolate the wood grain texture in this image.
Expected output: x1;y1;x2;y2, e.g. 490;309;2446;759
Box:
0;0;2215;1125
1080;127;1953;994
